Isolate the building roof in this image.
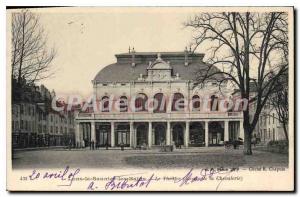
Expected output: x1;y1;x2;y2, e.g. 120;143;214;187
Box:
94;51;223;83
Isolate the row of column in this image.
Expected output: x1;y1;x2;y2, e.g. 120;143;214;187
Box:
75;120;244;148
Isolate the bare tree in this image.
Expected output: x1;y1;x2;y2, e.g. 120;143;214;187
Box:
185;12;288;155
267;71;289;142
11;9;56;87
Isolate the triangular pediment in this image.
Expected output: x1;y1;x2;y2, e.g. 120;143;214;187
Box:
147;53;172;70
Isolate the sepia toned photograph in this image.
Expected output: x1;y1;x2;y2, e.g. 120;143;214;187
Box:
6;6;294;191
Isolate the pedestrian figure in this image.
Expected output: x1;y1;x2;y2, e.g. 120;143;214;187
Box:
105;141;109;150
120;142;125;151
92;140;95;150
251;137;257;147
233;140;237;149
68;139;72;150
82;140;85;148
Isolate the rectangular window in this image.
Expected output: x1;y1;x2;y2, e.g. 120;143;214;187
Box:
268;128;271;139
273;128;275;140
273;113;275;124
264;116;267;126
260;129;262;138
260;118;262;126
20;105;24;115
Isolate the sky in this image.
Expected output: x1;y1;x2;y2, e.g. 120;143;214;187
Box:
28;7;206;98
9;7;292;100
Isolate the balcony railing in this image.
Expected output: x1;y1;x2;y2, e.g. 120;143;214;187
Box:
76;111;243;121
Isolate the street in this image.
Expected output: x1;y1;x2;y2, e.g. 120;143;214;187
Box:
12;147;288;169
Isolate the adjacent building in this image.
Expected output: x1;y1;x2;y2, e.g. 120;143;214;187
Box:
255;104;287;143
12;84;76;149
233;82;288;144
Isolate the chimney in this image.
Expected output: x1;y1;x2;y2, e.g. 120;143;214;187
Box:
184;47;189;66
131;47;136;67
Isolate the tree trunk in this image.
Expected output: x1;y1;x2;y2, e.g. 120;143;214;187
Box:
282;122;288;142
243;127;252;155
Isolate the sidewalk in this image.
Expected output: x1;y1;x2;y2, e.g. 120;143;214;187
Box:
13;146;67;152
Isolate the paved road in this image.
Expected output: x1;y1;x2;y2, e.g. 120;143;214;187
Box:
12;147;288;169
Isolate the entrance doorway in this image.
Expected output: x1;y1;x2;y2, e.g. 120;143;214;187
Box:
116;123;130;147
208;122;224;146
189;122;205;146
153;123;166;145
96;123;111;147
136;124;148;146
172;124;184;146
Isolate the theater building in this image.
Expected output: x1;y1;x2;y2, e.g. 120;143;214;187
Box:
75;50;244;148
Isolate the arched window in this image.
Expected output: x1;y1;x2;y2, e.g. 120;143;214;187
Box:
210;95;218;111
135;93;148;112
119;96;128;112
172;93;185;111
153;93;166;113
192;95;200;111
227;96;233;112
101;96;110;112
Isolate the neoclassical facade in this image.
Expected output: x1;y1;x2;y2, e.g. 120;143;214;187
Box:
75;50;244;149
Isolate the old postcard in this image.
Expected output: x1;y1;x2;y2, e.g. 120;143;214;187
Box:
6;7;294;191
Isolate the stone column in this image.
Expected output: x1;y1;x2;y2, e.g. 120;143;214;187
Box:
130;122;134;148
111;122;115;147
91;121;96;143
75;122;80;148
239;120;244;140
152;128;155;146
79;124;83;148
166;121;171;145
148;122;152;148
205;121;209;147
133;127;137;148
184;121;190;147
224;120;229;142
